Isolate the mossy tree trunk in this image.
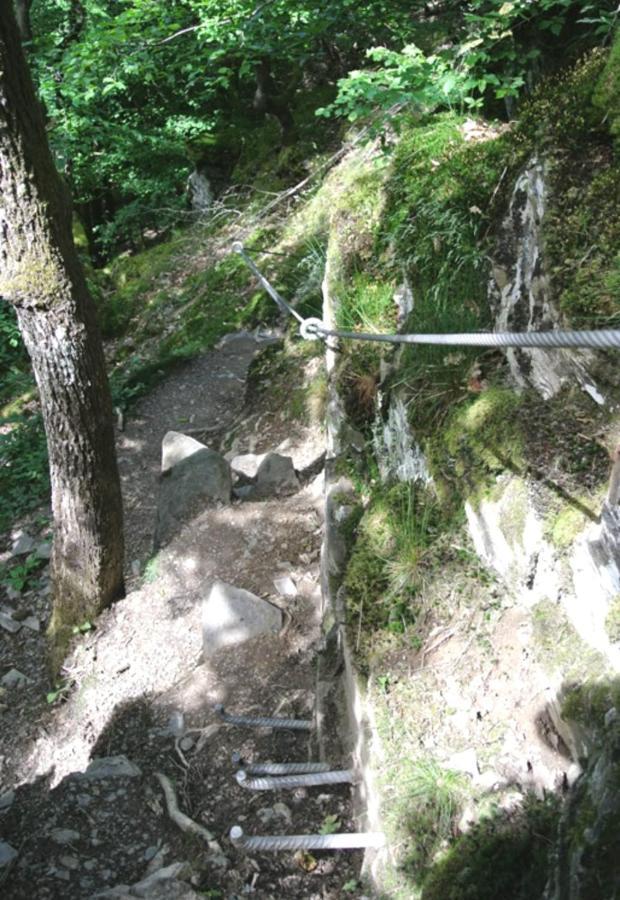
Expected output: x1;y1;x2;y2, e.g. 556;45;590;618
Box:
0;5;124;660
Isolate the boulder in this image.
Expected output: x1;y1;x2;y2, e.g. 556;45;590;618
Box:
253;452;299;498
155;433;231;547
161;431;208;474
230;452;266;481
202;581;282;657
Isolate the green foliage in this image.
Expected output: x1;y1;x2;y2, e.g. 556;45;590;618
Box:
515;49;620;326
422;794;560;900
438;386;523;488
561;678;620;729
0;552;46;594
606;597;620;645
546;504;587;548
384;757;469;879
336;276;396;333
27;0;419;252
594;29;620;147
320;0;619;124
384;113;517;298
46;680;72;705
99;234;187;338
319;44;470;122
344;483;453;652
319;814;341;835
0;415;49;532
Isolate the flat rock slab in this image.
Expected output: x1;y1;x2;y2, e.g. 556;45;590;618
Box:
80;756;142;779
202;580;282;657
155;436;232;547
0;611;21;634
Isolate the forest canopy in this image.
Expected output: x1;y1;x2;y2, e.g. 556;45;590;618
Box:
24;0;618;255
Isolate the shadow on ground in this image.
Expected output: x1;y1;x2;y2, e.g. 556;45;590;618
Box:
374;676;620;900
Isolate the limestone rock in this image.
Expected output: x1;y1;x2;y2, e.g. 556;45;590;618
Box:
187;168;213;213
1;668;29;689
80;756;142;779
35;541;52;560
202;580;282;657
161;431;209;474
0;611;21;634
231;452;265;480
273;576;297;598
373;396;430;485
11;532;35;556
155;434;231;547
489;157;603;403
0;841;17;867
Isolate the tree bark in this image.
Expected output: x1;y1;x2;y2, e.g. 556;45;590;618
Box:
13;0;32;42
0;5;124;655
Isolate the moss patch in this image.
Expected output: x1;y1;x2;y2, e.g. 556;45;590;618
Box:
593;31;620;149
421;794;560;900
516;49;620;327
561;677;620;730
605;595;620;644
546;504;588;549
532;599;607;682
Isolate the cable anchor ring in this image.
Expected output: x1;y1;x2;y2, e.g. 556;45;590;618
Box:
299;317;325;341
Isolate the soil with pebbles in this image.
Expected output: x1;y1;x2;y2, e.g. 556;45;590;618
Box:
0;331;363;898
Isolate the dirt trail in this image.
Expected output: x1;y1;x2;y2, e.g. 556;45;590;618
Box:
0;332;362;898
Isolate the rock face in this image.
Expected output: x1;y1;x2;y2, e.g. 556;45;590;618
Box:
489;157;603;404
187;168;213;213
202;581;282;657
155;432;231;547
465;473;620;669
373;395;430;484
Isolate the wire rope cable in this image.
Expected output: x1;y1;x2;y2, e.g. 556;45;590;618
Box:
234;243;620;351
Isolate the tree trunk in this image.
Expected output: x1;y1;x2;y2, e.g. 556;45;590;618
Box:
13;0;32;42
0;5;124;658
253;58;297;146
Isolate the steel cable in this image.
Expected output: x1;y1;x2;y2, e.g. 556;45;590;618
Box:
234;243;620;351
